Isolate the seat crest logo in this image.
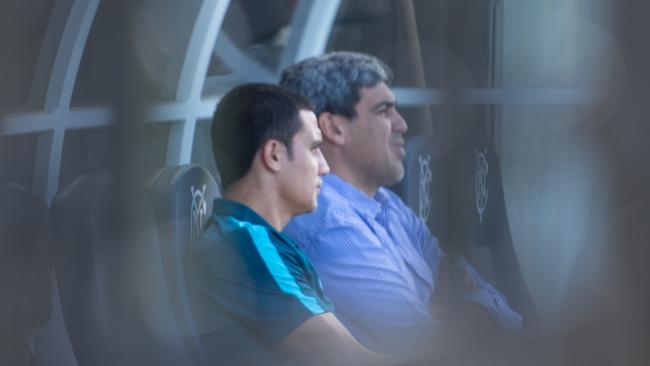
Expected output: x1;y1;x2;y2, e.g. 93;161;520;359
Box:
475;149;489;223
190;184;207;241
418;154;432;222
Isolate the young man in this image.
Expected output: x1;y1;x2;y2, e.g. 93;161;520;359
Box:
191;83;394;366
280;52;523;359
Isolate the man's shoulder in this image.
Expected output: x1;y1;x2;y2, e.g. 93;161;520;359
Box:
196;215;307;282
319;179;358;209
197;214;277;255
377;186;409;209
289;190;356;228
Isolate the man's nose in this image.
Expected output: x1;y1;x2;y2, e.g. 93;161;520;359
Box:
318;150;330;176
393;110;408;133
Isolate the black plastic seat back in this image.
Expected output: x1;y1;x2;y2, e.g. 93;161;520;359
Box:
53;172;207;366
443;125;538;326
391;136;451;241
392;128;538;327
52;173;123;366
148;164;221;365
0;183;53;366
118;182;205;366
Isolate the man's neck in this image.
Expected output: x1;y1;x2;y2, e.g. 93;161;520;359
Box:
224;181;290;231
321;147;379;197
329;166;379;197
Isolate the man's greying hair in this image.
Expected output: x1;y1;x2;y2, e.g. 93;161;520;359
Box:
280;51;392;119
211;83;313;189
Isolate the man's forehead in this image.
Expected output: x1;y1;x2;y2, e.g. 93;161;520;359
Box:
299;109;317;127
298;109;321;137
358;82;395;105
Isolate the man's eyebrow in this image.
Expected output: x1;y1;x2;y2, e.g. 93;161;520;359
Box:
370;100;397;112
310;137;323;149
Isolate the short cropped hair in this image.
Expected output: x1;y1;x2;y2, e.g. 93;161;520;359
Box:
211;83;313;189
280;51;392;119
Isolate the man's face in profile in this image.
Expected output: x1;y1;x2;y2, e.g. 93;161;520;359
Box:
344;82;408;189
278;110;330;215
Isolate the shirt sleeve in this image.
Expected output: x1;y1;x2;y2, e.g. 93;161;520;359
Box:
406;198;446;277
461;259;523;332
405;198;523;332
190;223;332;345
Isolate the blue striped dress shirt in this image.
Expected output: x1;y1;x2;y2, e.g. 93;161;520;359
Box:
284;174;522;355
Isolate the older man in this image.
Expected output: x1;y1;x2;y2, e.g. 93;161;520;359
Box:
281;52;522;359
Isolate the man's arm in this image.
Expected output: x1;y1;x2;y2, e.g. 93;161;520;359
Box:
280;313;396;366
461;259;523;332
409;200;524;332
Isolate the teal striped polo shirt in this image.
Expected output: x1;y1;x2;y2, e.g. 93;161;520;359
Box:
189;198;333;365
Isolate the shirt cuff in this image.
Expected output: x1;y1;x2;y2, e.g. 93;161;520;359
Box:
464;286;523;333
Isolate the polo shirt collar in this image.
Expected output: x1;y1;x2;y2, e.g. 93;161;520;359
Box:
324;174;382;218
212;198;279;234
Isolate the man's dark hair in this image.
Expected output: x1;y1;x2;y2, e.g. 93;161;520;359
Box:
211;83;313;189
280;51;392;119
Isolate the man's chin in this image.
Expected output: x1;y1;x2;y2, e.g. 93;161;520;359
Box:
395;170;405;183
298;201;318;215
309;200;318;212
387;166;405;186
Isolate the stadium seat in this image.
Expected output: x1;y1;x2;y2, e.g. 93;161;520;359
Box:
442;124;539;328
0;183;53;366
148;164;221;365
52;173;126;365
53;167;221;366
393;129;538;329
391;136;451;243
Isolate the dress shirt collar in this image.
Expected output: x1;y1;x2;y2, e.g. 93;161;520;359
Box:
323;174;384;218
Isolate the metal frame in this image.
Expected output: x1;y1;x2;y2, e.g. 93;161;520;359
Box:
0;0;604;204
161;0;230;165
0;0;101;204
279;0;342;69
392;87;599;106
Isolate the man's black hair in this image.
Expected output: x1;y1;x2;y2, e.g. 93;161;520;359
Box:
211;83;314;189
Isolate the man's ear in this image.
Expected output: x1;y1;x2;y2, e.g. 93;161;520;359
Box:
318;112;346;146
260;139;285;172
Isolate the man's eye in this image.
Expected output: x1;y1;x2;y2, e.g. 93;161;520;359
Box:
378;105;395;116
